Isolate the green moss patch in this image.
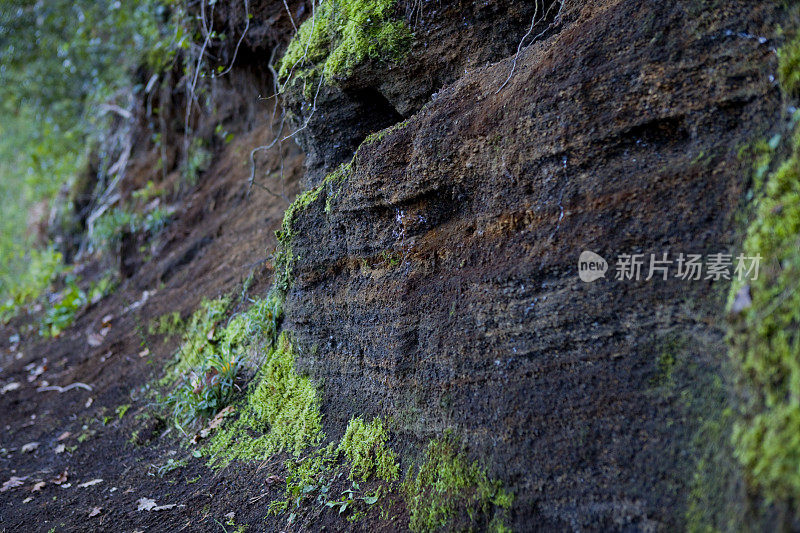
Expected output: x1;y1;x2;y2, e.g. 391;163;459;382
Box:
277;0;411;86
403;435;512;532
203;332;323;464
728;32;800;503
338;417;399;481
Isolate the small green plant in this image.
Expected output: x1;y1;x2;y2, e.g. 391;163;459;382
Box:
268;442;340;515
39;280;87;337
168;349;242;431
181;138;212;188
116;404;131;420
88;272;118;304
325;481;380;515
151;457;188;477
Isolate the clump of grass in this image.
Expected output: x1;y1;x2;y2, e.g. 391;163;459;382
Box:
160;291;285;432
168;349;242;431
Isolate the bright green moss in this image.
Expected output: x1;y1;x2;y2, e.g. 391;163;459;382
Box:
277;0;411;85
779;32;800;96
203;332;323;465
403;436;512;532
729;62;800;500
273;185;322;293
338;417;399;481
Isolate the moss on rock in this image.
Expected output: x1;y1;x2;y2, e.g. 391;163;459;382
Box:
277;0;411;86
203;332;324;465
403;435;512;533
728;32;800;503
338;416;399;481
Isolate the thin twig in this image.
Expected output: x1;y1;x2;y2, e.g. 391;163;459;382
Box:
495;0;563;95
283;0;298;32
216;0;250;77
185;0;215;143
37;383;93;393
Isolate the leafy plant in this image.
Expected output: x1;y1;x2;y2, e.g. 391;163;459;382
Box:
39;280;87;337
180;138;212;188
167;348;242;431
325;482;380;514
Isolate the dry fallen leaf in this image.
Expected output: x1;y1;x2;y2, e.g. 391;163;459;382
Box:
137;497;177;512
1;382;21;394
51;470;68;485
265;474;283;486
21;442;39;453
0;476;27;492
87;332;104;347
89;506;102;517
78;479;103;488
31;482;45;492
191;405;235;443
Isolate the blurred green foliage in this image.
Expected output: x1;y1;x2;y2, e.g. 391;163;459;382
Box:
0;0;184;304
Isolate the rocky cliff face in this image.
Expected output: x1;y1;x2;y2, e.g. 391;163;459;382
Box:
279;0;786;529
1;0;796;530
